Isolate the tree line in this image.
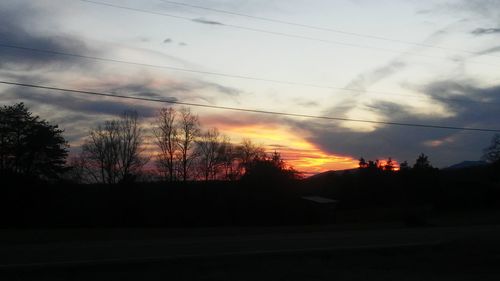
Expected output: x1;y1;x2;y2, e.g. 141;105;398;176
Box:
71;106;299;183
0;103;298;183
358;153;435;172
1;102;500;183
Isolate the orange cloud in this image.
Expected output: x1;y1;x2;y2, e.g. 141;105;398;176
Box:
375;159;400;171
210;120;359;174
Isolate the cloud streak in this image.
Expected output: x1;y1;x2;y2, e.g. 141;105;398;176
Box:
471;27;500;35
192;18;224;25
474;45;500;56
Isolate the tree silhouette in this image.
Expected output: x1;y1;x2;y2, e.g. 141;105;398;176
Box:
413;153;432;170
399;160;410;171
384;157;395;171
196;127;227;181
242;151;301;183
153;107;179;181
367;160;378;170
358;157;368;169
482;134;500;164
237;138;266;175
0;103;68;179
270;150;285;170
81;111;147;184
177;107;200;182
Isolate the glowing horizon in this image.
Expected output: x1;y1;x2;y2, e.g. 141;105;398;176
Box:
212;122;360;174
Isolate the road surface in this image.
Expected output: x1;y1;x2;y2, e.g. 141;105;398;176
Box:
2;225;500;280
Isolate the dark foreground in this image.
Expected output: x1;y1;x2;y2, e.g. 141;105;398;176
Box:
2;224;500;281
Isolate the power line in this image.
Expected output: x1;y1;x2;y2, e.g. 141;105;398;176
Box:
1;80;499;133
161;0;500;59
79;0;500;67
1;43;497;106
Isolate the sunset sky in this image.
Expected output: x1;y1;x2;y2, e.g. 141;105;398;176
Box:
1;0;500;174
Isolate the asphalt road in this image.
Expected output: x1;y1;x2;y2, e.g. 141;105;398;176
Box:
2;224;500;268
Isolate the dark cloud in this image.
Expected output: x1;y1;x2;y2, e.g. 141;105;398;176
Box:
291;80;500;168
134;92;167;98
471;27;500;35
1;86;160;118
0;83;165;146
134;79;242;98
268;144;288;148
423;80;499;105
0;4;94;70
201;112;287;129
423;81;500;127
106;84;179;101
0;75;240;119
451;1;500;19
192;18;224;25
163;38;173;43
204;82;241;96
474;45;500;56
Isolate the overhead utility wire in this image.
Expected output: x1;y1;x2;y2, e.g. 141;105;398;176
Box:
161;0;499;59
1;80;499;133
79;0;499;67
0;43;496;106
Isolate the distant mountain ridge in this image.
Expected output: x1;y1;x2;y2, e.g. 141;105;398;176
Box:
307;160;489;179
306;168;358;180
443;160;488;170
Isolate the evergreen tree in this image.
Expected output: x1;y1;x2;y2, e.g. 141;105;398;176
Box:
0;103;68;179
482;134;500;164
413;153;432;170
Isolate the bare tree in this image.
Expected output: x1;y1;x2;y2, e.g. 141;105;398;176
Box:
177;107;200;182
218;135;238;180
117;111;147;181
81;111;147;184
82;120;119;184
236;138;265;175
197;128;229;181
153;107;179;181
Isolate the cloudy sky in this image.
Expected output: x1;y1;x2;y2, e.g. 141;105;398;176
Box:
1;0;500;174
